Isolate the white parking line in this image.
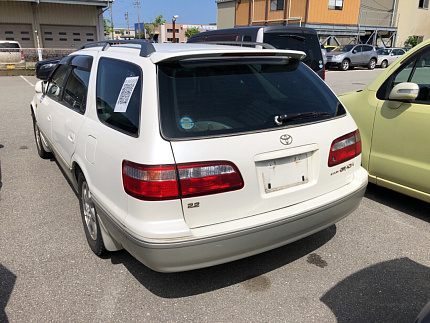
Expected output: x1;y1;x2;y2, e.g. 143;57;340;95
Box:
20;75;34;87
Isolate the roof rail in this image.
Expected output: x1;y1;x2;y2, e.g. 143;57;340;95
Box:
203;41;276;49
77;40;156;57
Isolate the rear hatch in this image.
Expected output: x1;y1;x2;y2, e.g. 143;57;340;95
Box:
157;51;360;229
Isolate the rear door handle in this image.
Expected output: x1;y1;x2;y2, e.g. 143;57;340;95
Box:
68;132;75;143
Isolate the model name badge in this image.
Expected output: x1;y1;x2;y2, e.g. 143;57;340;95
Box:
330;162;354;176
187;202;200;209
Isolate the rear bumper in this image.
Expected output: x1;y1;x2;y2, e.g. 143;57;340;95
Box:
97;170;368;273
0;61;26;68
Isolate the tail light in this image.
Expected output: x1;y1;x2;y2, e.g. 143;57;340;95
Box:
122;160;244;200
21;50;24;61
328;130;361;167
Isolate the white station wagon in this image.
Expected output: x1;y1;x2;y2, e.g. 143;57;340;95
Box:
31;40;367;272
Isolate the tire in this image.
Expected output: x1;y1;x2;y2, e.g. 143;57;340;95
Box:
32;117;51;159
368;58;376;70
78;173;106;256
380;60;388;68
339;59;350;71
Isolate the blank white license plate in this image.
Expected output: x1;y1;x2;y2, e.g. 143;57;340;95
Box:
258;153;309;193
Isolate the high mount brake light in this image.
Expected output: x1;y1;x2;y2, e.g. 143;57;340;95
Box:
328;130;362;167
221;53;275;57
122;160;244;201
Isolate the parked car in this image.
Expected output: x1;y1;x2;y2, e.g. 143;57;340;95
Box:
321;44;327;65
326;44;378;71
31;40;367;272
35;57;62;80
0;40;25;68
339;38;430;203
376;47;407;68
188;26;326;79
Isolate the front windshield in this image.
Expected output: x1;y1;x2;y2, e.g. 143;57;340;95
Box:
377;49;391;55
332;45;354;53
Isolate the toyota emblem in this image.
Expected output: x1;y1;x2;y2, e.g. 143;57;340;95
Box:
280;134;293;145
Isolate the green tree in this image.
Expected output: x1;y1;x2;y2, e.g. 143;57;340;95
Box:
142;14;166;40
404;35;419;48
185;27;200;39
103;18;113;36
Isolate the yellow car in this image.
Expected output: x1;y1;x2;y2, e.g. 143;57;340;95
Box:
340;39;430;203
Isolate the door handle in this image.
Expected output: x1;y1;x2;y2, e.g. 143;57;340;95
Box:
47;114;51;122
68;132;75;143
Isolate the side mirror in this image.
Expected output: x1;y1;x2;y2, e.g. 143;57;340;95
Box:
35;80;44;94
389;82;419;101
352;50;357;54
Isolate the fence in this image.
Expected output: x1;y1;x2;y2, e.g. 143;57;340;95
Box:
22;48;76;67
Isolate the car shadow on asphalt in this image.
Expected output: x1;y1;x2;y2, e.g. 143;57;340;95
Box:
321;257;430;323
109;225;337;298
0;264;16;323
365;183;430;223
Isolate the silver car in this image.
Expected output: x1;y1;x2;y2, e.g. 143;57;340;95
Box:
0;40;25;68
326;44;378;71
376;47;406;68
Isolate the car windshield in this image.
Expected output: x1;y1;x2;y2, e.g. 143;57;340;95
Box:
332;45;355;53
158;59;345;139
377;49;391;55
0;43;19;49
0;42;20;52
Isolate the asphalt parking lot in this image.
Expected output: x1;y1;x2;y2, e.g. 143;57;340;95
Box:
1;70;429;323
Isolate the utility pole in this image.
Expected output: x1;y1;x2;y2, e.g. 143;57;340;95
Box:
110;0;114;40
134;1;141;39
125;12;130;38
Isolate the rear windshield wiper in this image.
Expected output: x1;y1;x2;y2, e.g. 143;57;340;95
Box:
279;34;306;42
274;112;331;125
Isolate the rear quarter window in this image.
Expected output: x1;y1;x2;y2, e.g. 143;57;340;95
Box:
158;59;345;139
96;58;142;136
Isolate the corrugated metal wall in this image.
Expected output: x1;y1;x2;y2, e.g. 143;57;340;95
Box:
0;2;33;23
308;0;360;25
36;3;99;26
0;1;102;48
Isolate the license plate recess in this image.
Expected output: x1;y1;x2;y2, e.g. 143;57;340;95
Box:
257;152;310;193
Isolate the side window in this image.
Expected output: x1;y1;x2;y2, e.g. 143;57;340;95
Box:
96;58;142;136
362;46;371;52
46;64;69;100
391;49;430;103
353;46;362;53
63;67;90;113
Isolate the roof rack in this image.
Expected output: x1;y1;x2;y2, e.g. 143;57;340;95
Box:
202;41;276;49
77;40;156;57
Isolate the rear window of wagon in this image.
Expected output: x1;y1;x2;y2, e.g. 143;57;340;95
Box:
158;59;345;139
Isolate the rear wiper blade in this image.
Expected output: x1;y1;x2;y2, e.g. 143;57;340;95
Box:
274;112;331;125
279;34;306;42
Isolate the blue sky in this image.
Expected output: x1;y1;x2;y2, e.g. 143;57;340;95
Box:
105;0;218;29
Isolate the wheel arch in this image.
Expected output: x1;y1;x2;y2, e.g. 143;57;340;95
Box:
73;160;123;252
